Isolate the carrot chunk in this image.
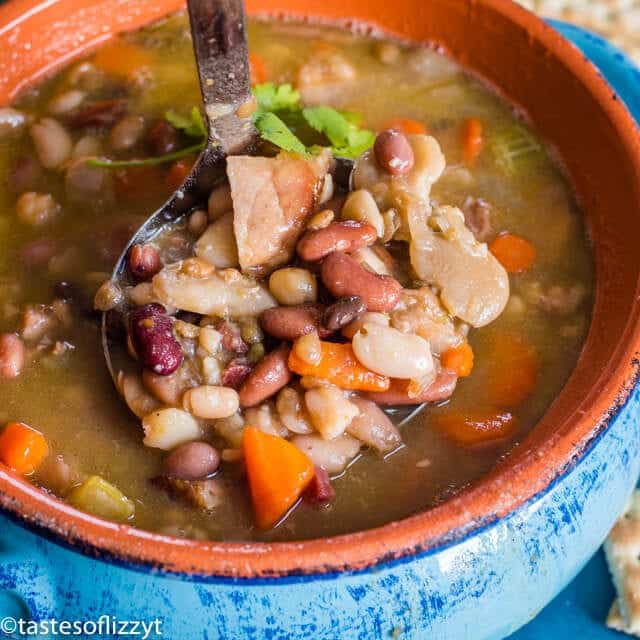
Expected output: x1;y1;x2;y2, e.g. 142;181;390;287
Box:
381;118;427;135
0;422;49;475
93;39;153;78
432;409;517;447
489;233;537;273
462;117;484;166
487;334;538;408
249;53;268;85
441;342;474;378
288;341;390;392
243;427;315;528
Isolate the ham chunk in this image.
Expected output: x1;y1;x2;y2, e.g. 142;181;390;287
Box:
227;151;331;272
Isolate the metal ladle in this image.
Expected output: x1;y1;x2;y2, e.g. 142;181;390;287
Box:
101;0;424;427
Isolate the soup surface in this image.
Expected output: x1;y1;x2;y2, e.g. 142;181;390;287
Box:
0;15;593;541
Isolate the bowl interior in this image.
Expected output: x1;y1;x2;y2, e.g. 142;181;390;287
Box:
0;0;639;578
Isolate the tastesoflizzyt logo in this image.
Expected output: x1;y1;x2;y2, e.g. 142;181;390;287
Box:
0;615;163;638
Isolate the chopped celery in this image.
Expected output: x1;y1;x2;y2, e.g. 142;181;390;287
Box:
489;124;544;177
68;475;135;522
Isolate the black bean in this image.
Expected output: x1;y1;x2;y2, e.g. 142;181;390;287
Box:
322;296;366;331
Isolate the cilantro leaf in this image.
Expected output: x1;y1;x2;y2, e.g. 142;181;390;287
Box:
165;107;207;139
252;111;308;155
252;83;301;113
302;106;374;158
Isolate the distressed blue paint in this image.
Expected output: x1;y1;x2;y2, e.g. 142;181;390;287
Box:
0;23;638;640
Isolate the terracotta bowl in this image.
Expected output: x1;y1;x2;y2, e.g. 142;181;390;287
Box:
0;1;639;638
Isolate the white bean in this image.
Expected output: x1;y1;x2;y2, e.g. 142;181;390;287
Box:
244;402;288;437
347;397;402;453
48;89;85;116
142;408;201;450
291;434;361;474
117;372;159;418
342;311;389;339
195;212;239;269
30;118;72;169
72;135;102;159
293;331;322;366
182;385;239;420
276;387;314;434
305;387;359;440
342;189;385;237
352;322;434;379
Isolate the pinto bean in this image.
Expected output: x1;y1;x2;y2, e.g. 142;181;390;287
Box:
128;244;161;282
218;321;248;354
30;118;72;169
322;296;366;331
109;114;145;151
297;221;377;262
260;305;329;341
0;333;25;379
366;369;458;405
238;344;292;408
129;303;182;376
321;252;402;312
346;397;402;453
162;442;220;480
374;129;414;176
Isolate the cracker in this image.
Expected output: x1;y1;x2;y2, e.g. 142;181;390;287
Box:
604;490;640;635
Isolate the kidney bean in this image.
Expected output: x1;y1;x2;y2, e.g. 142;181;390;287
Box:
304;467;335;505
322;296;366;331
128;244;162;282
366;369;458;405
218;321;249;354
221;358;253;389
297;221;377;262
260;304;332;341
238;344;292;408
162;442;220;481
0;333;25;379
19;238;60;268
374;129;414;176
321;252;401;312
129;303;182;376
68;98;127;129
9;156;42;193
147;119;179;156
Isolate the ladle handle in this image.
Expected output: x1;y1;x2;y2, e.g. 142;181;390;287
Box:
187;0;255;154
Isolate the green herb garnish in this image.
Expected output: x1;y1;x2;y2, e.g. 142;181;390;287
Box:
88;83;375;170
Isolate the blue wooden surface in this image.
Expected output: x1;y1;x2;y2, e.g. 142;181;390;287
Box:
513;21;640;640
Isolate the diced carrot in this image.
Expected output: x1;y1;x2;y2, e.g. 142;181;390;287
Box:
381;117;428;135
461;117;484;166
288;341;390;392
166;158;195;191
249;53;268;85
93;39;153;79
487;334;538;408
0;422;49;475
432;409;517;447
489;233;536;274
441;342;474;378
243;427;315;528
